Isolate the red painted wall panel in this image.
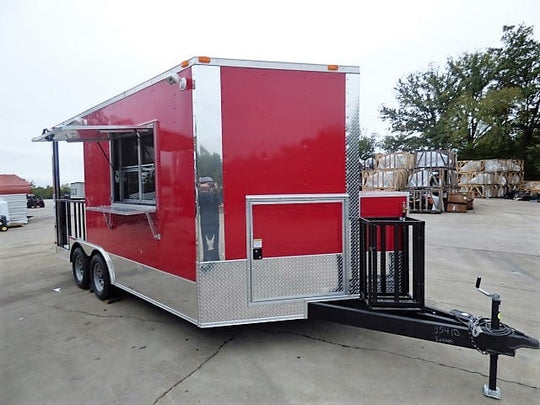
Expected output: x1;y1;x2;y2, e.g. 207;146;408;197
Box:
359;193;408;251
359;195;408;218
83;69;196;280
253;203;343;258
220;67;346;259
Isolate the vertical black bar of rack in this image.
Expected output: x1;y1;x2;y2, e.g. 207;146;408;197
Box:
78;202;83;238
380;225;387;294
370;224;376;305
73;202;78;238
72;201;77;238
80;202;85;239
66;200;72;242
393;224;400;302
413;221;425;306
359;220;366;298
369;223;378;306
402;222;410;296
76;202;82;238
73;201;81;238
82;202;86;239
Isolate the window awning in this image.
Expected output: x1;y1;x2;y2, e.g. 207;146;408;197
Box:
32;121;155;143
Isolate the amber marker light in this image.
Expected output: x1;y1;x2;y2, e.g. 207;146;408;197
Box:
327;65;339;71
198;56;211;63
180;60;190;68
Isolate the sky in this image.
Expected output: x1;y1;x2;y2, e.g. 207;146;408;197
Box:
1;0;539;186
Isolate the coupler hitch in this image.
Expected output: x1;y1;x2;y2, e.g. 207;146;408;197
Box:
450;277;539;399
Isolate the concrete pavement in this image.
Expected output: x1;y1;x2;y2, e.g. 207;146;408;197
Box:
1;199;539;404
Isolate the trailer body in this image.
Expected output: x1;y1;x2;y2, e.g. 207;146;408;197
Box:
36;57;361;326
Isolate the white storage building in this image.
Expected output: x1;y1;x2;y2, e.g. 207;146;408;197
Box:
0;174;31;226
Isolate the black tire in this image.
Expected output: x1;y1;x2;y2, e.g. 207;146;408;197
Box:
90;254;113;300
72;247;90;289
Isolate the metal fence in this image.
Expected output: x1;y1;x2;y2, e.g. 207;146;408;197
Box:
359;217;425;309
55;199;86;248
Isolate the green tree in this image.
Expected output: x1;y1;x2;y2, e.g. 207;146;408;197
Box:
443;51;497;150
358;133;378;160
380;65;458;149
379;24;540;178
494;25;540;178
30;183;70;199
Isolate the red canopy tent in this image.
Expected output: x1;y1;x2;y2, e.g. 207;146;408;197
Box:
0;174;31;195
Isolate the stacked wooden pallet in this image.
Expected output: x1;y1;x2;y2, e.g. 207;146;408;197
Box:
521;181;540;192
457;159;524;198
361;152;413;191
514;181;540;200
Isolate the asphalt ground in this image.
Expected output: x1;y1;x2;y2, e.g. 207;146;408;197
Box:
1;198;539;405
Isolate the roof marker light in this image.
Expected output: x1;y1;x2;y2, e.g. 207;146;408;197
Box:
198;56;211;63
327;65;339;71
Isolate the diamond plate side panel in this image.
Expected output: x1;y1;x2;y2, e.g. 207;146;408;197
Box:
252;254;343;301
197;260;306;326
346;73;361;294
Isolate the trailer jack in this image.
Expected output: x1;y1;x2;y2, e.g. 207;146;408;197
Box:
308;277;538;400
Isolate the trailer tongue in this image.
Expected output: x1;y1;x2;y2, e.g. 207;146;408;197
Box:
309;212;538;399
309;281;539;399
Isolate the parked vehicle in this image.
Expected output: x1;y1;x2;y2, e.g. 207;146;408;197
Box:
0;215;8;231
26;194;45;208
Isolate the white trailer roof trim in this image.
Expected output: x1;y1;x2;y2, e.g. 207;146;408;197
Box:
33;122;155;143
42;57;359;132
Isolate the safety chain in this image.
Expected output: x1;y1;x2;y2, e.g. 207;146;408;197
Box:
468;316;489;354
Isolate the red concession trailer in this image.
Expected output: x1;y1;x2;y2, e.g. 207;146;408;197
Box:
35;57;537;398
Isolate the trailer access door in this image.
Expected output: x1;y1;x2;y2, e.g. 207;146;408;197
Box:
246;194;350;302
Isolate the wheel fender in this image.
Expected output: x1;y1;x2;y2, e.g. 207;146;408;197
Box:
69;242;86;262
69;241;117;285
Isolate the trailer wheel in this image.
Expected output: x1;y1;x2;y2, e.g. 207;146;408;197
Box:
90;254;113;300
72;247;90;289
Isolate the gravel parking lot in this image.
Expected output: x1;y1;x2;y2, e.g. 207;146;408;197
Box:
1;199;539;405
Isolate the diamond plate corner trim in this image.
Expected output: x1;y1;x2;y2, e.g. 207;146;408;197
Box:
346;73;361;294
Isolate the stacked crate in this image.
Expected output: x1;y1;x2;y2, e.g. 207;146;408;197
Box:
361;152;413;191
446;192;473;213
514;181;540;200
407;150;458;213
457;159;524;198
521;181;540;194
